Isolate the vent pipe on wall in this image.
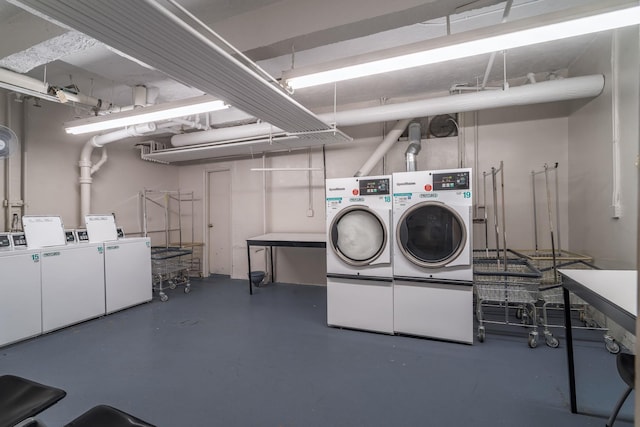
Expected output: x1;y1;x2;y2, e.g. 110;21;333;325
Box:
170;74;605;148
405;121;422;172
354;119;411;177
79;123;156;222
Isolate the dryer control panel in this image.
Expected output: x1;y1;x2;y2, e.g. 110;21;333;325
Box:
359;178;390;195
432;171;470;191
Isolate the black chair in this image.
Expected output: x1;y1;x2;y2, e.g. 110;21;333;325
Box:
0;375;66;427
63;405;156;427
606;352;635;427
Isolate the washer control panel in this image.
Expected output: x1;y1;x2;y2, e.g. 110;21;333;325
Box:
0;233;11;248
76;229;89;242
11;233;27;248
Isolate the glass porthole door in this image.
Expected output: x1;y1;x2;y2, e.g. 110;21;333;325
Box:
330;206;387;266
396;202;467;268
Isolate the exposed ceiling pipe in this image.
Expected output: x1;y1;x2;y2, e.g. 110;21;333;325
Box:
405;121;422;172
170;74;605;148
79;123;156;223
354;119;411;177
0;68;48;95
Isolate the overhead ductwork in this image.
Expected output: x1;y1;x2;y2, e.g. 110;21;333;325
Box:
405;122;422;172
354;119;411;177
170;74;605;149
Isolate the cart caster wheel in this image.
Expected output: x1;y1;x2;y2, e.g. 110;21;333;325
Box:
169;281;177;290
585;319;597;328
605;339;620;354
528;333;538;348
184;286;191;294
545;336;559;348
160;293;169;302
477;327;485;343
516;308;523;319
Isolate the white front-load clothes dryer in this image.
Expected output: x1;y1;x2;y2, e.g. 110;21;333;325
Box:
326;175;393;334
392;168;474;343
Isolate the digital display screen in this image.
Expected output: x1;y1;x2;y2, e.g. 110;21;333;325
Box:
12;233;27;247
0;234;10;248
359;178;390;195
76;230;89;242
433;171;470;191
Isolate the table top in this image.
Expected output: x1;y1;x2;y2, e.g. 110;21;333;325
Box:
247;232;326;246
559;269;636;332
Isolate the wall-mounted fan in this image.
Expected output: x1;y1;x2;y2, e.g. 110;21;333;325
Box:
0;125;19;159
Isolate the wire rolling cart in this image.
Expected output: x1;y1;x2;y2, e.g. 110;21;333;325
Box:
474;161;543;348
151;246;192;302
475;257;542;347
512;163;620;352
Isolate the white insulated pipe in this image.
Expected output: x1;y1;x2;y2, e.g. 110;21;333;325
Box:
170;75;605;148
0;68;48;94
354;119;411;177
79;123;156;222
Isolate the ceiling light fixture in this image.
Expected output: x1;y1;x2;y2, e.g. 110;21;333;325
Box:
285;3;640;89
64;95;228;135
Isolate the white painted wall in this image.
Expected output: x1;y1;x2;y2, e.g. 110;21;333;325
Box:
567;28;639;269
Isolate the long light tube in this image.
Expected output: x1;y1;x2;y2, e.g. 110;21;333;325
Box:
65;95;228;135
286;5;640;89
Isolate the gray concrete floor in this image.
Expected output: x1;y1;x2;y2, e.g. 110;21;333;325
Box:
0;275;633;426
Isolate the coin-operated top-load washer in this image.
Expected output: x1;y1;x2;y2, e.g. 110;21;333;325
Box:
392;168;474;344
0;232;42;347
22;215;106;334
85;214;152;313
325;175;394;334
392;169;473;282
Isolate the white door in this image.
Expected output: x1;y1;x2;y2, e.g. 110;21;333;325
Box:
208;170;231;275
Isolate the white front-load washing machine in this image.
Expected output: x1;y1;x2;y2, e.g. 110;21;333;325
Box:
326;175;393;334
392;168;474;343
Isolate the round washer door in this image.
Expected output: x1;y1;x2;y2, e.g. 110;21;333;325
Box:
396;201;467;268
330;206;387;266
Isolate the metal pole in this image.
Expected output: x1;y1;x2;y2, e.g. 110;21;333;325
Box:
544;165;558;283
531;170;539;252
499;162;507;268
491;167;500;267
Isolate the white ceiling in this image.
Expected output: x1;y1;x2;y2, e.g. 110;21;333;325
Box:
0;0;624;160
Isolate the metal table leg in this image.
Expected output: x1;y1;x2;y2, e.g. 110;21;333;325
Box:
247;243;253;295
563;286;577;413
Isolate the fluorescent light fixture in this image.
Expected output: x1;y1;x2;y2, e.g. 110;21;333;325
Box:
65;95;228;135
286;4;640;89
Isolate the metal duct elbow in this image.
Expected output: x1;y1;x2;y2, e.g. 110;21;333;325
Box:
405;122;421;172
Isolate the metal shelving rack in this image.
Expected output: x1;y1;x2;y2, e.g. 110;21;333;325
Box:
141;190;203;300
